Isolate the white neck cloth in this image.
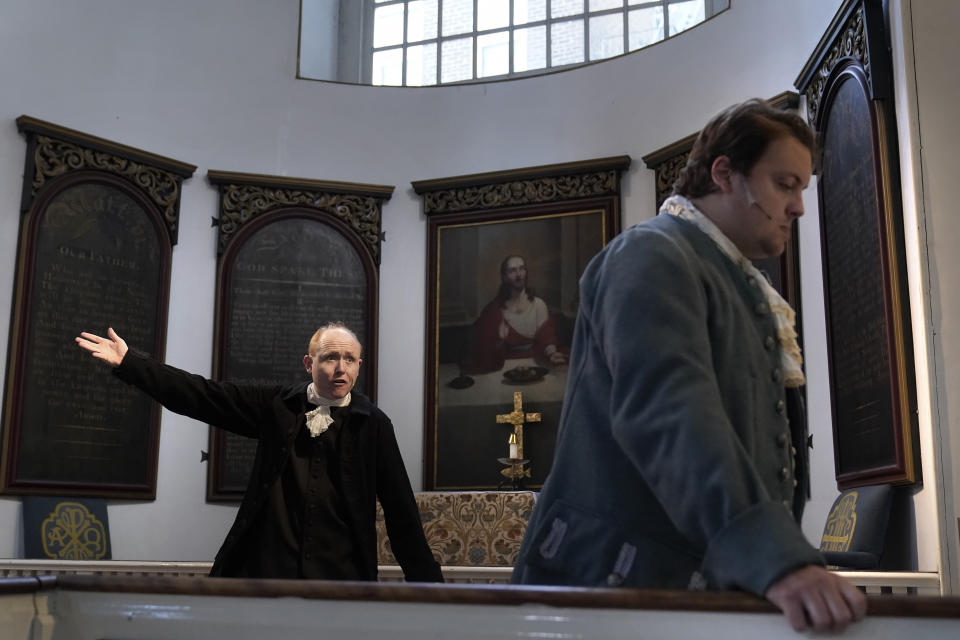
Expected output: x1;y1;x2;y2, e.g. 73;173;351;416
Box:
661;194;805;387
304;383;352;437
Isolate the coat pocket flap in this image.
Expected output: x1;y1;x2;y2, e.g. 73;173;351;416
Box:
524;500;701;588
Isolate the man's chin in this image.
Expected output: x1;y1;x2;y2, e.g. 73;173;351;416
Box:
750;243;786;261
317;386;351;400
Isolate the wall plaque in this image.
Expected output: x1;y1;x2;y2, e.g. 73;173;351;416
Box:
205;171;388;500
796;0;919;488
1;116;194;498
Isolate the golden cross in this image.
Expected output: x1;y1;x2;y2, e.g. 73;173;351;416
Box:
496;391;541;458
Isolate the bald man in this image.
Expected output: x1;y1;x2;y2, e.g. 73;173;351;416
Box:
77;323;442;582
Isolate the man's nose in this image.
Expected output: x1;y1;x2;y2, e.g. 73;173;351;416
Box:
789;192;804;219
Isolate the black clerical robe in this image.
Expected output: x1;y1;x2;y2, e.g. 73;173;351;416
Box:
113;351;443;582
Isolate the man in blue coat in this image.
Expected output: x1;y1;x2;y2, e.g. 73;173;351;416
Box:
76;323;442;582
512;100;865;632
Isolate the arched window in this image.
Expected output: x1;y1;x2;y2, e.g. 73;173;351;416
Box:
299;0;729;86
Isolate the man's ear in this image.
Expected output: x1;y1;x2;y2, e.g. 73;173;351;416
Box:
711;155;735;193
303;354;313;373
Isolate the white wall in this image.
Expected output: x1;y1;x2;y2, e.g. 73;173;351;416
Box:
1;0;916;566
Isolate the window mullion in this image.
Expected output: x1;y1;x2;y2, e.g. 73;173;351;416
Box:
437;0;443;85
582;0;589;62
364;0;376;85
622;2;629;55
402;1;409;86
509;0;514;74
546;11;552;68
662;0;670;38
473;0;479;80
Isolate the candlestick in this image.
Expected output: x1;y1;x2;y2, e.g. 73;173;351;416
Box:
496;456;530;490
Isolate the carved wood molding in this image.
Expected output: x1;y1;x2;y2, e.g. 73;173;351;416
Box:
411;156;631;216
796;1;868;125
15;116;196;246
206;170;392;264
641;132;699;211
642;92;799;209
794;0;895;129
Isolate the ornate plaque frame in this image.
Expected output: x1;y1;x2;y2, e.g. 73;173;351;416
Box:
796;0;919;488
1;116;195;498
414;156;629;490
205;170;389;501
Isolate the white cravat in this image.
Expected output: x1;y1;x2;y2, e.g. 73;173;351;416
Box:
304;383;351;437
661;194;806;387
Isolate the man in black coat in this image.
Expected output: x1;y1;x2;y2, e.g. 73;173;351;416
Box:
76;323;442;582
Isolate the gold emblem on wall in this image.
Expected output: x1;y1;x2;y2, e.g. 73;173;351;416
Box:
821;491;859;552
40;501;109;560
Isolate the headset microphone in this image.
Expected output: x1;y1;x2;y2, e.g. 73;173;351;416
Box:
742;178;773;221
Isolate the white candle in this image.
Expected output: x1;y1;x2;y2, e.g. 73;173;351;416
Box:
509;441;519;459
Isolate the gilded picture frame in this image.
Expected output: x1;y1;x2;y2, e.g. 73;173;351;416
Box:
414;157;629;489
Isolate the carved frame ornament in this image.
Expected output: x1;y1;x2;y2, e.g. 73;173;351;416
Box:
206;171;392;265
15;116;196;246
412;156;631;215
795;1;871;126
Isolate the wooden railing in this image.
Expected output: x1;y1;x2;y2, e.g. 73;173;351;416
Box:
0;559;943;594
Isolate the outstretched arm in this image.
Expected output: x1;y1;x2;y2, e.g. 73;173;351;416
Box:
77;328;276;439
75;328;128;367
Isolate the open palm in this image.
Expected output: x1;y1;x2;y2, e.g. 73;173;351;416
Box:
75;327;129;367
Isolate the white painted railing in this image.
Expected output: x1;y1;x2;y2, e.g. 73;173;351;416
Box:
0;559;212;578
1;575;957;640
836;570;943;596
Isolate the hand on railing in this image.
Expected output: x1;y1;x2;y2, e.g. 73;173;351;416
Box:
766;565;867;632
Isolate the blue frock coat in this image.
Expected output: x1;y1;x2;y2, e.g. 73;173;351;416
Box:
512;214;822;595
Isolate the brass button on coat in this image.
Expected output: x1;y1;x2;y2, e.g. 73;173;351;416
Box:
764;335;776;350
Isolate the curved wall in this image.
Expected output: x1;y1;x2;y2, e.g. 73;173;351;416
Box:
0;0;899;566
